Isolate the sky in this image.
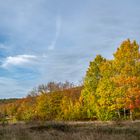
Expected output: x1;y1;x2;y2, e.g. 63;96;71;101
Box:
0;0;140;98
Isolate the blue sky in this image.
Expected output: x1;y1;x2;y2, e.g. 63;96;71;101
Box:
0;0;140;98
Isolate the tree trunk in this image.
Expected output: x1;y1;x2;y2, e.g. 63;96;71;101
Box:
130;110;133;121
124;108;126;119
117;110;121;119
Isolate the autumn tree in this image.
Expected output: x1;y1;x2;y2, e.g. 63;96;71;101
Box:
113;39;140;120
81;55;106;119
95;60;117;120
81;39;140;120
35;91;63;120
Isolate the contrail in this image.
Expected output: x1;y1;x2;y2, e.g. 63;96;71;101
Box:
48;15;61;50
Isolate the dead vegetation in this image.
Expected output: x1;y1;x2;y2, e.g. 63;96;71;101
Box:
0;121;140;140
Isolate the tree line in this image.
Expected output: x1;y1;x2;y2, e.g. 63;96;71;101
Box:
0;39;140;122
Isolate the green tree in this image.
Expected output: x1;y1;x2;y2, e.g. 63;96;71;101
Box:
81;55;105;119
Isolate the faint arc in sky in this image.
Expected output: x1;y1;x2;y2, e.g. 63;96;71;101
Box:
48;15;62;50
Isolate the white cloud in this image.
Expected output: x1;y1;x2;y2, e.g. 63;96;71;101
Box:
1;54;37;68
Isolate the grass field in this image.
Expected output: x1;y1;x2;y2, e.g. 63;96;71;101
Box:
0;121;140;140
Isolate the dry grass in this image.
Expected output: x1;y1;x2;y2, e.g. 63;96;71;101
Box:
0;121;140;140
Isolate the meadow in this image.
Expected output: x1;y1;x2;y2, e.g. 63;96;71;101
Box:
0;121;140;140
